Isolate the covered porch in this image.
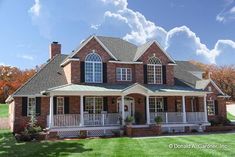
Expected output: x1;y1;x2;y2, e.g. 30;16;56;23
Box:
44;83;209;130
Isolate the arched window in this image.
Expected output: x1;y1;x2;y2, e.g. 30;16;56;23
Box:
147;56;162;84
85;52;102;83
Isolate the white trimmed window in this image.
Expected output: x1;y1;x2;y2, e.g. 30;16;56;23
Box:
57;97;64;114
207;100;215;115
147;56;162;84
149;97;164;112
27;97;36;116
85;52;103;83
85;97;103;114
116;68;132;81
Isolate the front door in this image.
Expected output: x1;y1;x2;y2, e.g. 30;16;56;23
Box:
118;97;134;120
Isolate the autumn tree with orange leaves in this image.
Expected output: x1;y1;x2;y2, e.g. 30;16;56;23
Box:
0;66;36;103
190;61;235;100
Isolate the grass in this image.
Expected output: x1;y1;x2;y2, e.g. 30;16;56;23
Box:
227;112;235;121
0;130;235;157
0;104;8;118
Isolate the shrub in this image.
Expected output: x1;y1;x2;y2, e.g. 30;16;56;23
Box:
18;110;42;141
191;129;198;133
209;116;231;126
125;116;134;124
154;116;163;125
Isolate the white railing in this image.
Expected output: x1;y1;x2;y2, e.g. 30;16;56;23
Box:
53;114;80;127
47;113;120;127
150;112;205;124
84;113;120;126
186;112;205;123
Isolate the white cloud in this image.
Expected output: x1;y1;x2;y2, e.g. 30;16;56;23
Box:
230;6;235;13
28;0;41;17
18;54;34;61
28;0;52;39
100;0;235;64
90;24;101;30
216;1;235;23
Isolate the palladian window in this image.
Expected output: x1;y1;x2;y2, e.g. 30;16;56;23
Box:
85;52;103;83
147;56;162;84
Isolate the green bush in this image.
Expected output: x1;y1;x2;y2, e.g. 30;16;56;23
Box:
125;116;134;124
154;116;163;124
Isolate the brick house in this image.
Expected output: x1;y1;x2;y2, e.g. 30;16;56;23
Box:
6;35;229;137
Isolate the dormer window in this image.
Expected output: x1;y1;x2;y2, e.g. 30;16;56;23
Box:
85;52;103;83
147;56;162;84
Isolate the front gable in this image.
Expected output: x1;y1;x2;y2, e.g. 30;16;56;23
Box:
136;41;175;64
71;36;116;62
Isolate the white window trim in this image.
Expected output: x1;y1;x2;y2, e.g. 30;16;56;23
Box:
116;68;132;81
207;100;215;116
57;97;64;115
147;64;163;84
85;52;103;83
27;97;36;116
149;97;164;112
85;97;104;114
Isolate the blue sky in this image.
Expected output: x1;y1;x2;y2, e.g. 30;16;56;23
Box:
0;0;235;69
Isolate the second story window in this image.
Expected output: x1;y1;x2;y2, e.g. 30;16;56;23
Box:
85;52;102;83
116;68;132;81
147;56;162;84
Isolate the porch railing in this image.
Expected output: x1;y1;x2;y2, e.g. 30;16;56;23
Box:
186;112;205;123
84;113;120;126
53;114;80;127
150;112;205;124
47;113;120;127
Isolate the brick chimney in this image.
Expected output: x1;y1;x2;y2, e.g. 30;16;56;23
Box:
49;41;61;59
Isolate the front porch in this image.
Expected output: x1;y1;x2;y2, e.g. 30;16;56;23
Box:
44;83;210;137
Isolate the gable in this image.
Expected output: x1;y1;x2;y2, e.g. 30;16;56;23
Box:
136;41;175;64
71;36;117;62
206;81;224;95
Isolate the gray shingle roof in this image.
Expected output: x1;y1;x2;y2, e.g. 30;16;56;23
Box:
175;61;203;72
13;54;68;96
174;61;201;88
96;36;137;61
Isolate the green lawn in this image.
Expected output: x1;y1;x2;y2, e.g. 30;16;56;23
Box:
0;104;8;118
0;130;235;157
227;112;235;121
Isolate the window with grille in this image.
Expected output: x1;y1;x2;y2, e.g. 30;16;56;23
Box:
85;52;102;83
116;68;132;81
207;100;215;115
85;97;103;114
149;97;164;112
57;97;64;114
147;56;162;84
27;97;36;116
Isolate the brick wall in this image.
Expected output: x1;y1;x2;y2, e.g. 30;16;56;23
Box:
63;37;175;85
13;97;50;133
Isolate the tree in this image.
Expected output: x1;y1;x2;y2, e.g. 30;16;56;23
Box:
0;65;36;103
190;61;235;100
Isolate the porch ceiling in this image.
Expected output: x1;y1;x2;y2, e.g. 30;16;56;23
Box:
42;83;208;96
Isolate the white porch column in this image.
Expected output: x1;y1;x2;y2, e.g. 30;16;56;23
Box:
80;95;84;126
204;95;208;122
121;95;125;126
49;96;54;128
146;95;150;124
182;96;186;123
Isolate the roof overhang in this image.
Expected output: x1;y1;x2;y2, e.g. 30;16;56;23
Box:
42;83;208;97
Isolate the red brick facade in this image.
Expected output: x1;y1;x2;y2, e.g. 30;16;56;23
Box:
63;37;174;85
10;37;227;134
